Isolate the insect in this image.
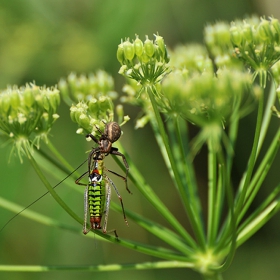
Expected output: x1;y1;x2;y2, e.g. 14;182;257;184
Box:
75;152;128;236
0;121;131;236
86;121;131;194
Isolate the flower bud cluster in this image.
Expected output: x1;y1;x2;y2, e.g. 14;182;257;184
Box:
60;71;128;134
204;21;242;68
230;16;280;69
161;68;257;151
205;16;280;88
169;44;213;74
58;70;117;106
0;83;60;159
117;34;170;86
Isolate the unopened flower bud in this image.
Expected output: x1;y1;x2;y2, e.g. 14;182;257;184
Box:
258;19;272;41
144;37;155;57
123;41;135;61
230;25;242;46
134;36;144;57
117;43;125;64
154;34;166;56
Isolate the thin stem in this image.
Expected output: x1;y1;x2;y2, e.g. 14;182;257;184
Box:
207;139;217;246
234;91;264;217
24;146;83;227
173;117;204;227
113;143;198;249
147;85;206;248
238;129;280;222
0;260;195;272
213;151;237;273
45;139;77;174
111;202;194;256
167;117;204;235
257;81;277;156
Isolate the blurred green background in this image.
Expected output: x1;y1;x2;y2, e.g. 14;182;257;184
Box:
1;0;280;279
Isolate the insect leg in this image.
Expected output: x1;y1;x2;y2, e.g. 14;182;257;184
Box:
110;148;131;194
102;182;111;234
83;185;89;234
106;175;128;227
75;170;89;186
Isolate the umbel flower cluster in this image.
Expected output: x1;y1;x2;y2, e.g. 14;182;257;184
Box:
0;84;60;159
58;71;129;135
117;34;170;86
205;16;280;87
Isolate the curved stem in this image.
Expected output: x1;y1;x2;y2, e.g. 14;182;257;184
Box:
24;146;83;228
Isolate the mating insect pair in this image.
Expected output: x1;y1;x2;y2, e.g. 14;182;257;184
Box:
76;121;131;237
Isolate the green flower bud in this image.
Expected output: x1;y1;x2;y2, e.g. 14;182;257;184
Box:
70;106;78;123
154;45;161;61
123;41;135;61
98;96;113;112
154;34;166;56
10;91;20;109
117;42;125;64
270;18;280;43
42;94;50;111
230;25;242;46
140;51;150;63
134;36;144;57
88;98;98;114
23;88;35;107
78;113;90;128
257;19;272;42
144;37;155;57
243;23;253;43
1;94;11;113
48;89;60;111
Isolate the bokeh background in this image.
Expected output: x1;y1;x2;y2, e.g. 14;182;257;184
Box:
1;0;280;279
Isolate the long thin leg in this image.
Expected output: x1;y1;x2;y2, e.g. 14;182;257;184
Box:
106;175;129;227
75;171;89;186
83;185;89;234
102;180;118;238
110;149;131;194
102;182;111;234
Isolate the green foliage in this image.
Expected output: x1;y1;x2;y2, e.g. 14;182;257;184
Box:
0;14;280;280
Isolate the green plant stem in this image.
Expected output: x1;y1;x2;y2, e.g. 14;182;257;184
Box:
207;139;217;246
166;117;204;236
45;139;77;174
0;195;189;261
203;273;224;280
147;85;206;249
113;143;198;249
237;199;280;247
213;151;236;273
24;146;83;227
238;129;280;222
211;164;224;246
0;260;195;272
173;117;204;229
234;91;264;217
111;202;194;256
257;80;277;156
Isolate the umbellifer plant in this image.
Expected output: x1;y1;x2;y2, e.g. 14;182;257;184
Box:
0;15;280;280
